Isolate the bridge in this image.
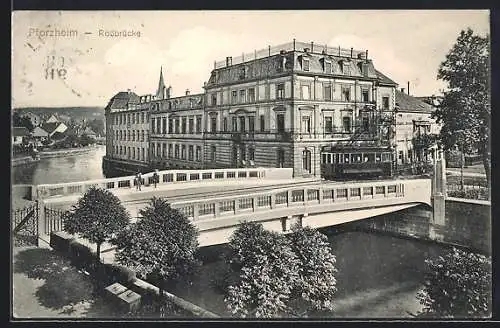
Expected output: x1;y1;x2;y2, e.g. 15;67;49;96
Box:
32;159;446;247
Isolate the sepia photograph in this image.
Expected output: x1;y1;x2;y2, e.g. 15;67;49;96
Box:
11;10;491;320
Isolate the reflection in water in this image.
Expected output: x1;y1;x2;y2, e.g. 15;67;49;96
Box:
12;146;106;185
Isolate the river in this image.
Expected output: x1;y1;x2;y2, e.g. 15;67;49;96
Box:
12;146;106;185
10;146;450;318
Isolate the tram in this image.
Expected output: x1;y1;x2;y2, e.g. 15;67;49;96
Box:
320;146;394;180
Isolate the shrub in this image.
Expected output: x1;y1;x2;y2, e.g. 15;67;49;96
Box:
100;263;137;286
417;247;491;318
68;240;95;271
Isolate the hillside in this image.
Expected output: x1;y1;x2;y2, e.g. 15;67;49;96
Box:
14;107;105;121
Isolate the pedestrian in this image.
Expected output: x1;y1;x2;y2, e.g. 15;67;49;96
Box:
135;172;140;190
153;169;159;188
136;171;142;191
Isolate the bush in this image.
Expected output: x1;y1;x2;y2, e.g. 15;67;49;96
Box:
49;231;75;253
123;289;190;318
417;247;491;318
100;263;137;286
447;189;489;201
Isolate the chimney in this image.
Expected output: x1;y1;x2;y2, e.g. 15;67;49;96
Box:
185;89;190;96
350;47;353;58
365;50;368;60
407;81;410;95
401;88;405;93
311;41;314;52
304;47;310;53
226;56;232;67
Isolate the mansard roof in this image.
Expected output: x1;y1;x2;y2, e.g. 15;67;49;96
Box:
374;69;398;86
106;91;140;110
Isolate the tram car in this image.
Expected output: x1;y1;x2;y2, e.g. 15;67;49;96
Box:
320;146;394;180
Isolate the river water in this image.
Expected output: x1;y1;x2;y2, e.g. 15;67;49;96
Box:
11;146;451;318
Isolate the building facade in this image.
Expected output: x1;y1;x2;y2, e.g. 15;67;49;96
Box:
104;41;401;177
394;89;441;166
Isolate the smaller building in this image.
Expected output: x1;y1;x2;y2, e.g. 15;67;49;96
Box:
12;127;30;145
32;126;50;140
45;114;60;124
41;122;68;138
394;89;441;166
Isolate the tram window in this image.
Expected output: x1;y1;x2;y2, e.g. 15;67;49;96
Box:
344;154;350;163
328;154;333;164
351;154;362;163
376;154;381;162
382;153;391;162
322;154;327;164
335;154;340;164
366;153;375;162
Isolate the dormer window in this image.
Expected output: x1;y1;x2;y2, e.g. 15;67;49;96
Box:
302;57;310;71
324;60;332;73
239;66;246;80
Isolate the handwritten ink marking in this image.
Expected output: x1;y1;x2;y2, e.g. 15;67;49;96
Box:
45;55;67;81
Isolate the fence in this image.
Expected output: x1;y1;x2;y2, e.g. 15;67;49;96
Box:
12;204;38;246
44;207;67;235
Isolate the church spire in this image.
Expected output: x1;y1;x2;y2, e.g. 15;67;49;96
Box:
156;66;166;100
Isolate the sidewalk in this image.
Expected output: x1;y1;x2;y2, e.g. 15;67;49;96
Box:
12;246;119;319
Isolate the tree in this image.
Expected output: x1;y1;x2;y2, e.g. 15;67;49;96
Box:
12;112;34;132
286;225;337;315
113;197;200;296
433;28;490;184
88;118;105;136
224;221;300;318
63;187;130;262
417;247;491;318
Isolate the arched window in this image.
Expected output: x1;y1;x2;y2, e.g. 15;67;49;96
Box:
302;149;311;173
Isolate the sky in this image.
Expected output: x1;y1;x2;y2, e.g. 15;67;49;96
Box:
12;10;490;108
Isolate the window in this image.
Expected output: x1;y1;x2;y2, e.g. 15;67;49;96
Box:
156;119;161;135
182;118;187;134
399;150;404;163
168;144;173;158
302;116;311;133
382;96;390;110
168;119;173;134
210;146;216;162
175;145;179;158
181;145;186;160
231;90;238;104
277;83;285;99
277;148;285;168
324;84;332;101
302;149;311;173
239;67;246;79
260;115;265;132
152;118;156;134
342;86;351;101
196;116;202;133
248;116;255;132
188;145;194;161
343;116;352;133
157;143;161;157
303;57;310;71
127;130;130;141
141;148;145;161
248;88;255;102
248;147;255;161
211;117;217;132
325;61;332;73
196;146;201;162
175;119;180;134
239;90;246;103
162;118;167;134
277;113;285;133
362;89;369;102
162;143;167;157
301;85;310;100
141;112;144;123
127;147;130;157
212;94;217;106
362;117;370;132
240;144;246;161
232;117;238;131
189;118;194;134
342;63;350;75
239;117;246;132
141;130;145;142
325;116;333;134
132;148;135;159
132;130;135;141
223;117;228;132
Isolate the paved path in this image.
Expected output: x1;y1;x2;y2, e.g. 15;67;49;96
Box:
446;170;487;178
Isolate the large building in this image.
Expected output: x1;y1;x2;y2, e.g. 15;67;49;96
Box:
104;40;438;177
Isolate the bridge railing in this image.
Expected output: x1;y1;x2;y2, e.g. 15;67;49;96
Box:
35;167;271;199
170;179;431;223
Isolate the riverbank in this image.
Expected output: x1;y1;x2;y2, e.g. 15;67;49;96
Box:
12;145;103;167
